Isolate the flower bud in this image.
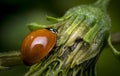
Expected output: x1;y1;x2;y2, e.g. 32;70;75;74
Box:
25;0;111;76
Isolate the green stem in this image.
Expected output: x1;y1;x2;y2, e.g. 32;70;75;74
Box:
108;35;120;60
94;0;111;11
0;51;22;70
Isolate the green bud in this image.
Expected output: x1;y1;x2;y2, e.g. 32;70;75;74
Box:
25;0;111;76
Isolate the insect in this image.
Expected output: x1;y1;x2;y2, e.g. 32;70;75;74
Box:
21;29;56;66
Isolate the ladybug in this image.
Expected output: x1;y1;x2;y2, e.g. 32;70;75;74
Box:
21;29;56;66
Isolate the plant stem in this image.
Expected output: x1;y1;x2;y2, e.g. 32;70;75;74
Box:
0;32;119;70
0;51;22;70
108;35;120;60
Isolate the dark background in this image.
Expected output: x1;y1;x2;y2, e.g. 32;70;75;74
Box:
0;0;120;76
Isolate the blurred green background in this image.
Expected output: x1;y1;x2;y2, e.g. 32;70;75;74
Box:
0;0;120;76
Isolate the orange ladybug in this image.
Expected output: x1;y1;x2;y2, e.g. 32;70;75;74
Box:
21;29;56;66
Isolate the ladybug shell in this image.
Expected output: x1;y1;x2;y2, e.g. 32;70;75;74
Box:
21;29;56;66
